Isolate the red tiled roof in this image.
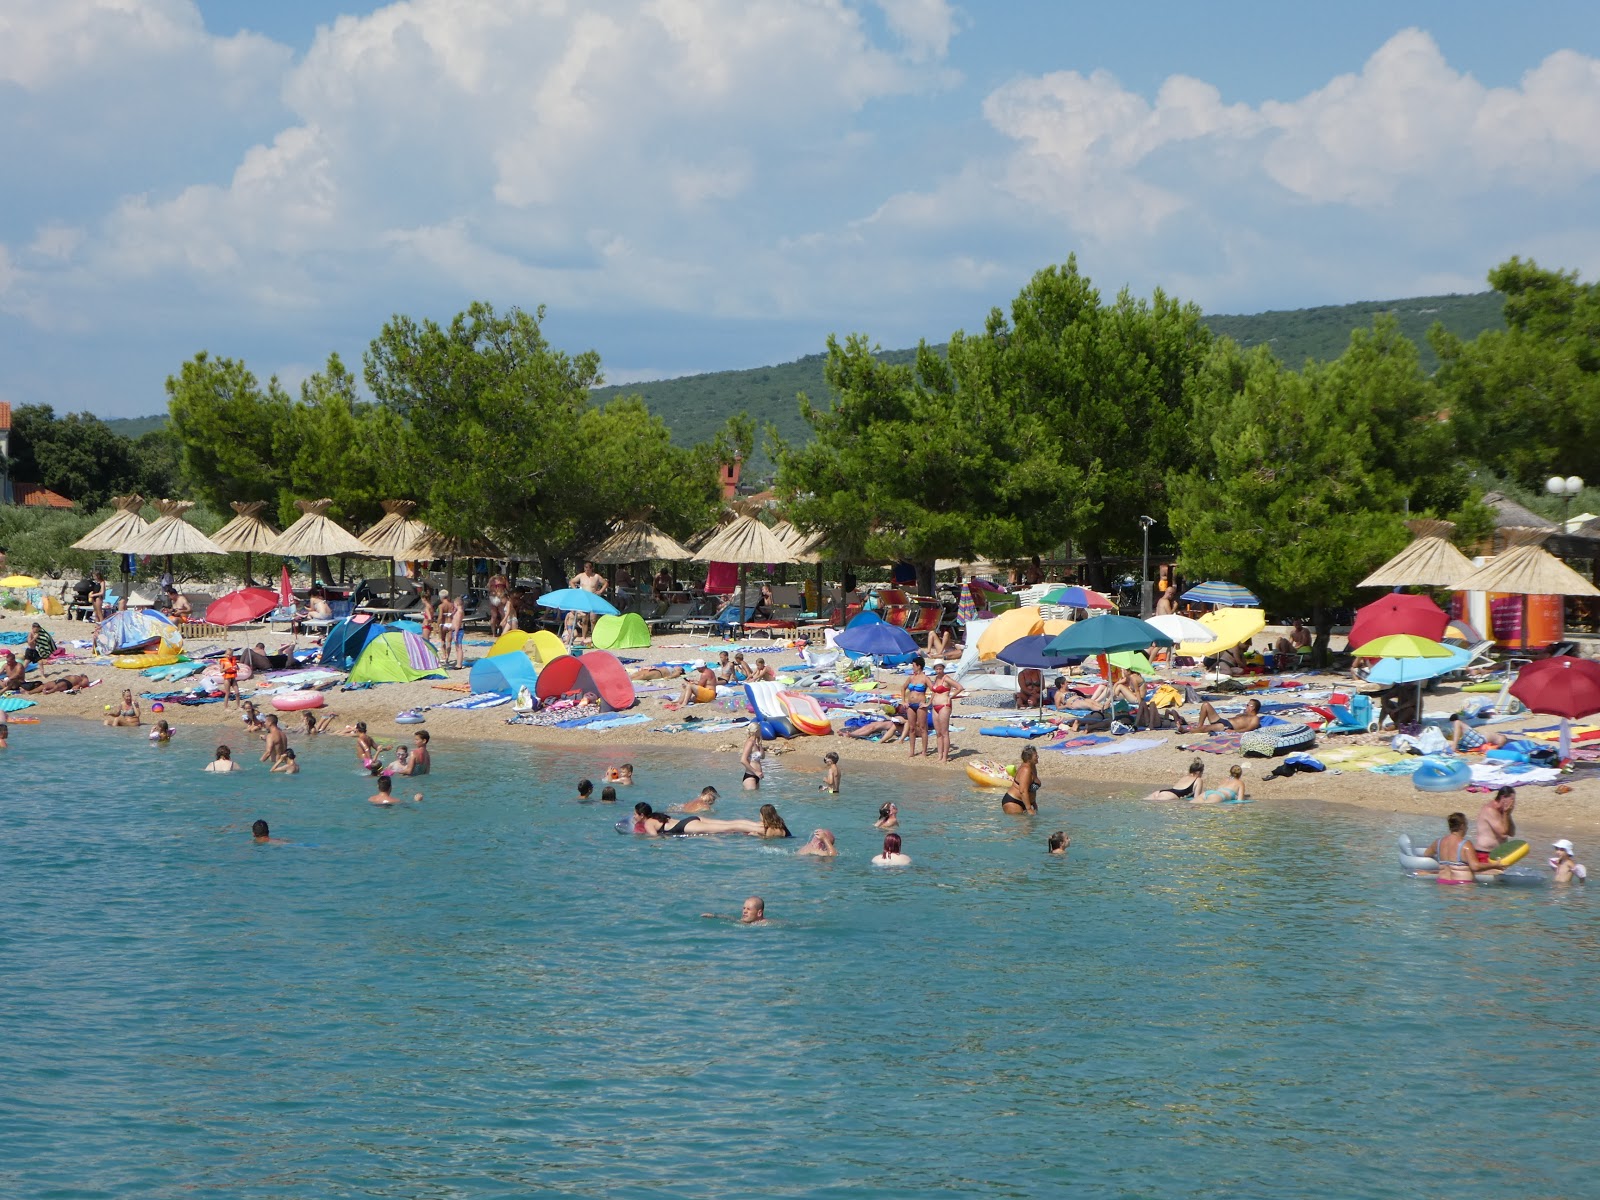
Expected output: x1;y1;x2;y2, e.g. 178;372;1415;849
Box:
14;482;74;509
0;400;10;431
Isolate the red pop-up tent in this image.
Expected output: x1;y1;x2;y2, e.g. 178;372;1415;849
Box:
534;649;636;711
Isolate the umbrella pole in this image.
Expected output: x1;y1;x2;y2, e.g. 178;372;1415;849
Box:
738;565;747;640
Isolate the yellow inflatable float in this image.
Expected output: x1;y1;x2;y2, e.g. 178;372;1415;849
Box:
965;758;1016;788
112;650;182;670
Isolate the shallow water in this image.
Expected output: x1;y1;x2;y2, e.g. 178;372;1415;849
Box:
2;721;1596;1198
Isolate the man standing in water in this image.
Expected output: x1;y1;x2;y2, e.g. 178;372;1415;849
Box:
260;714;288;765
1472;787;1516;862
569;561;607;639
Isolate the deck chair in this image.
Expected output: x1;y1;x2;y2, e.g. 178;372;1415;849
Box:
904;601;943;642
1322;693;1378;735
646;602;694;631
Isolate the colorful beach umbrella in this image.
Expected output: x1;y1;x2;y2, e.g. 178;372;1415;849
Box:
1365;645;1474;685
1509;657;1600;721
1350;634;1455;659
1180;581;1260;606
1044;614;1173;658
1040;584;1116;610
536;587;620;617
957;583;977;624
206;587;279;627
977;606;1045;660
995;634;1058;669
1347;593;1449;650
0;574;41;588
1107;650;1156;674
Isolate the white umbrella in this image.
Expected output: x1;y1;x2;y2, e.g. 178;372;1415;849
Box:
1147;614;1216;646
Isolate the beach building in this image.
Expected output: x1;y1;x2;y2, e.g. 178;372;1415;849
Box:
0;402;74;509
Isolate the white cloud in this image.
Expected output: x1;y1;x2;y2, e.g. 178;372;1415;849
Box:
876;0;957;63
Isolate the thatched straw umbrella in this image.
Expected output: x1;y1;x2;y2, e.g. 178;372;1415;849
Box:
118;499;225;582
71;495;149;600
1359;518;1476;589
209;500;281;586
265;499;370;586
587;519;692;565
693;515;798;630
408;527;503;597
360;500;432;604
1453;537;1600;650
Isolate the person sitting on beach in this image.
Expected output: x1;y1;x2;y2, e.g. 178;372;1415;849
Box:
712;651;735;683
260;714;288;765
1112;670;1147;709
271;748;299;774
1193;764;1246;804
798;829;837;857
1214;643;1249;676
1003;746;1040;814
1471;787;1516;862
925;627;957;659
252;819;286;844
3;651;40;694
1043;675;1070;707
871;832;911;866
1448;713;1508;753
820;751;841;793
1550;839;1587;883
676;661;719;706
749;657;777;682
1148;759;1205;801
103;688;140;726
604;763;634;786
165;586;191;623
205;744;241;773
148;719;173;744
1186;698;1262;734
681;786;719;812
1047;830;1071;855
875;801;898;829
36;673;91;695
388;730;430;776
728;652;752;682
1015;667;1043;710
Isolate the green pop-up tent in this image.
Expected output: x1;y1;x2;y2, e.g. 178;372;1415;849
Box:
348;630;447;684
591;611;651;650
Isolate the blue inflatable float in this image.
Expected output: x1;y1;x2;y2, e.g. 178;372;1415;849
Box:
1412;755;1472;792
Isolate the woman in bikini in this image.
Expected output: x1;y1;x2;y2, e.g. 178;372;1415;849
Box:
419;584;438;658
901;657;931;758
1148;759;1205;801
103;689;141;728
928;662;964;763
1192;763;1246;804
740;729;765;790
1428;812;1505;884
1003;746;1040;814
636;802;791;838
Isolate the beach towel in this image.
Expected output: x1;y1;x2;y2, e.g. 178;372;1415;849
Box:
980;724;1056;739
1045;734;1112;751
1181;732;1243;754
1059;736;1169;756
0;696;38;712
585;713;652;731
1468;764;1563;789
433;692;514;711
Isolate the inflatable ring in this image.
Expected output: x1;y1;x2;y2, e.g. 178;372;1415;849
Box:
1240;722;1315;757
1412;756;1472;792
965;758;1015;788
112;651;182;670
1397;834;1440;871
271;690;325;712
395;711;426;725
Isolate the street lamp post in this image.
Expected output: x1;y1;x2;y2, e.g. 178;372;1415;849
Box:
1546;474;1584;531
1139;515;1156;616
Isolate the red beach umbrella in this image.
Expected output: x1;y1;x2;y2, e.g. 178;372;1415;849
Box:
1347;593;1449;650
1509;656;1600;720
207;587;279;627
279;564;293;609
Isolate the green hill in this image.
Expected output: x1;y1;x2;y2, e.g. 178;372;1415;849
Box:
596;291;1506;450
102;292;1507;454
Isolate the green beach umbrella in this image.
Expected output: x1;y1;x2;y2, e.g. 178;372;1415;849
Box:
1350;634;1454;659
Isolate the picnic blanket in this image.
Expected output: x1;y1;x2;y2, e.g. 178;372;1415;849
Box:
432;692;513;711
1468;763;1563;789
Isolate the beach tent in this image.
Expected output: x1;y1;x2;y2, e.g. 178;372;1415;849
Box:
527;629;569;666
533;649;635;710
95;609;182;656
591;611;651;650
489;629;534;658
348;630;446;684
470;651;542;698
318;614;381;667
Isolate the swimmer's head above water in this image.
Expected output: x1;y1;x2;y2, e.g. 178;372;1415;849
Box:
741;896;765;924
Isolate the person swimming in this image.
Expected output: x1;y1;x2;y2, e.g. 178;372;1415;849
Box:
604;763;634;785
871;832;911;866
601;785;619;803
798;828;837;857
576;779;595;802
148;719;172;744
1047;830;1071;855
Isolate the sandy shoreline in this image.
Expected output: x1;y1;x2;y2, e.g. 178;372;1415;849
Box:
7;609;1597;845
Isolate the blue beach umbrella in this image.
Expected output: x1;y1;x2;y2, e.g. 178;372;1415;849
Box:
1366;644;1474;685
1044;614;1173;658
835;620;918;658
996;635;1063;669
537;587;621;617
1180;581;1260;607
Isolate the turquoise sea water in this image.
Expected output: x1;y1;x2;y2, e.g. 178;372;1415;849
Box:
3;721;1597;1198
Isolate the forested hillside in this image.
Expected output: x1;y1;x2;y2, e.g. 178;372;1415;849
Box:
105;291;1505;451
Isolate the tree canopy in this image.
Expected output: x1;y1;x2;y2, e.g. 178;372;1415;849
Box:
4;404;177;509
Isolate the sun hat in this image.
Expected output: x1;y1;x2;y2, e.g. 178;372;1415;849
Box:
1553;838;1576;854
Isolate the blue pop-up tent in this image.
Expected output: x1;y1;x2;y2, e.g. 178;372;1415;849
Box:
318;615;380;668
469;652;541;697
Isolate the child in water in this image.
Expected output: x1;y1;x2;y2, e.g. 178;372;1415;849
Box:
271;748;299;774
820;751;841;794
148;719;173;744
1550;839;1587;882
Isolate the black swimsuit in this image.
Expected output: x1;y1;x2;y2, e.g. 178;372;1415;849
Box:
661;816;699;836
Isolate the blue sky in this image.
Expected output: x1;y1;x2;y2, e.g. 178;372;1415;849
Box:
3;0;1599;418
